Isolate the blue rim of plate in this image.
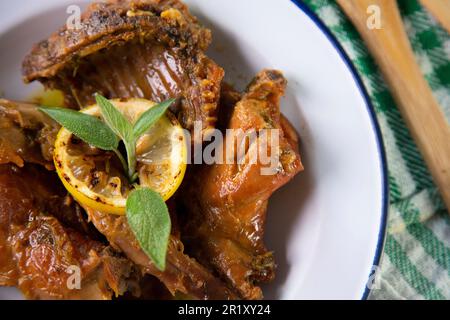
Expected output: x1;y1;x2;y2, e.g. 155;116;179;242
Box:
290;0;389;300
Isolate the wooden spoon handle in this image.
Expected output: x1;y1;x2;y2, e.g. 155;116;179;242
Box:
420;0;450;34
336;0;450;211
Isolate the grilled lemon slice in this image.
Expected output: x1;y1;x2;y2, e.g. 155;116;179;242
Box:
54;98;187;215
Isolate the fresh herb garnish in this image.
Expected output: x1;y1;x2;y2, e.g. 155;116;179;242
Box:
126;188;171;271
39;94;175;271
133;99;175;138
39;106;120;151
95;94;136;180
94;95;176;182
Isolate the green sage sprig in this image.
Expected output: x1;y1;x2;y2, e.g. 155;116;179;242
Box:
39;94;176;271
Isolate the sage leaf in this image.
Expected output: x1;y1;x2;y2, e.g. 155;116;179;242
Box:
95;94;137;179
39;106;119;151
126;188;171;271
133;98;176;138
95;94;134;142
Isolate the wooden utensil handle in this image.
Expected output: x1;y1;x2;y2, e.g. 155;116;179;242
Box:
420;0;450;34
337;0;450;211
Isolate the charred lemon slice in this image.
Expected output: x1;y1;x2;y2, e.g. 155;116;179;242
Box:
54;98;187;215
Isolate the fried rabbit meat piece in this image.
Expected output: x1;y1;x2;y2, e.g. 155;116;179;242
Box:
83;206;237;300
0;164;140;299
0;99;59;169
22;0;224;138
180;70;304;299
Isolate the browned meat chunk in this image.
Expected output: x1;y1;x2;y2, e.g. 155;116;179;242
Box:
22;0;224;138
0;164;140;299
0;99;59;169
83;205;238;300
119;275;174;300
179;70;304;299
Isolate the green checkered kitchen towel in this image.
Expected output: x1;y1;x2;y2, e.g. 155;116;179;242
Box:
302;0;450;299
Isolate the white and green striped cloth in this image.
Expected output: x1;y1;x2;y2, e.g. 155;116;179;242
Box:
303;0;450;299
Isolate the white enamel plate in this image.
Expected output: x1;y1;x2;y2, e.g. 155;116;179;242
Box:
0;0;388;300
